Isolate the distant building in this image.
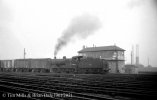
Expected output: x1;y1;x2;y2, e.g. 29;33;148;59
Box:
125;64;138;74
147;65;152;68
138;67;157;74
78;45;125;73
136;64;144;68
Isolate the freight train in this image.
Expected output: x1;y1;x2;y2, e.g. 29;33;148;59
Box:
0;56;110;74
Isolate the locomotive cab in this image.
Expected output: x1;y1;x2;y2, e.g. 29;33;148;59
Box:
72;55;83;61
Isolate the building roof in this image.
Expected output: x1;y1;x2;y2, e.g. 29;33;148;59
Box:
78;45;125;53
125;64;138;68
138;67;157;72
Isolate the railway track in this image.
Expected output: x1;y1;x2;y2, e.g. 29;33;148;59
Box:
0;72;157;100
0;80;115;100
0;76;155;99
0;73;116;100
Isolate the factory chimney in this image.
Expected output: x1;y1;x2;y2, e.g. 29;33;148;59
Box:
24;48;26;59
131;51;133;65
148;57;149;66
83;45;86;49
136;44;139;65
131;45;134;65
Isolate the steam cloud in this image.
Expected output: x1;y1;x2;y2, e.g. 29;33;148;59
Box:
54;14;102;56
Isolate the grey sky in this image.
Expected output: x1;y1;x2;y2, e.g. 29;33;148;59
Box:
0;0;157;67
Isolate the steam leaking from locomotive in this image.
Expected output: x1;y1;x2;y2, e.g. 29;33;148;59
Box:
54;14;102;57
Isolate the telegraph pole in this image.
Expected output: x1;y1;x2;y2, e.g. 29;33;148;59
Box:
24;48;26;68
148;57;149;67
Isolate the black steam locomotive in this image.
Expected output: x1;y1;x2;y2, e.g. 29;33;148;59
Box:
0;56;110;74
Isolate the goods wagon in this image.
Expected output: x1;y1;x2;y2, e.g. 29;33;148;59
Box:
0;60;14;72
14;58;51;72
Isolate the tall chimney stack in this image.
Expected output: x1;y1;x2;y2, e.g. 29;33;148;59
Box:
131;50;133;65
24;48;26;59
83;45;85;49
136;44;139;65
148;57;149;66
131;45;134;65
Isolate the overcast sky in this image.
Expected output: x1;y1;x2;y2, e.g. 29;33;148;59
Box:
0;0;157;67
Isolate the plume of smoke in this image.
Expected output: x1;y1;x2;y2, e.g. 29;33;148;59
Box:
152;0;157;10
127;0;146;9
128;0;157;9
54;14;102;56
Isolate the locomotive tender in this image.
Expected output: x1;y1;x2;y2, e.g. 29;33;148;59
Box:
0;56;110;74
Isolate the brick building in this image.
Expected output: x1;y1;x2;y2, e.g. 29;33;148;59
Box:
78;45;125;73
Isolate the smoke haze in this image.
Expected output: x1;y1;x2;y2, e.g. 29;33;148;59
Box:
0;0;22;59
128;0;146;8
54;14;102;56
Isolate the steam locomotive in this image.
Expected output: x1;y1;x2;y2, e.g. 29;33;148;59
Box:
0;56;110;74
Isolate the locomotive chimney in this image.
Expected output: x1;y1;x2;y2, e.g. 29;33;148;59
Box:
63;56;66;60
54;56;56;59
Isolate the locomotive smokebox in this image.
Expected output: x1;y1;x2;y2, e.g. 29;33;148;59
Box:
63;56;66;60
